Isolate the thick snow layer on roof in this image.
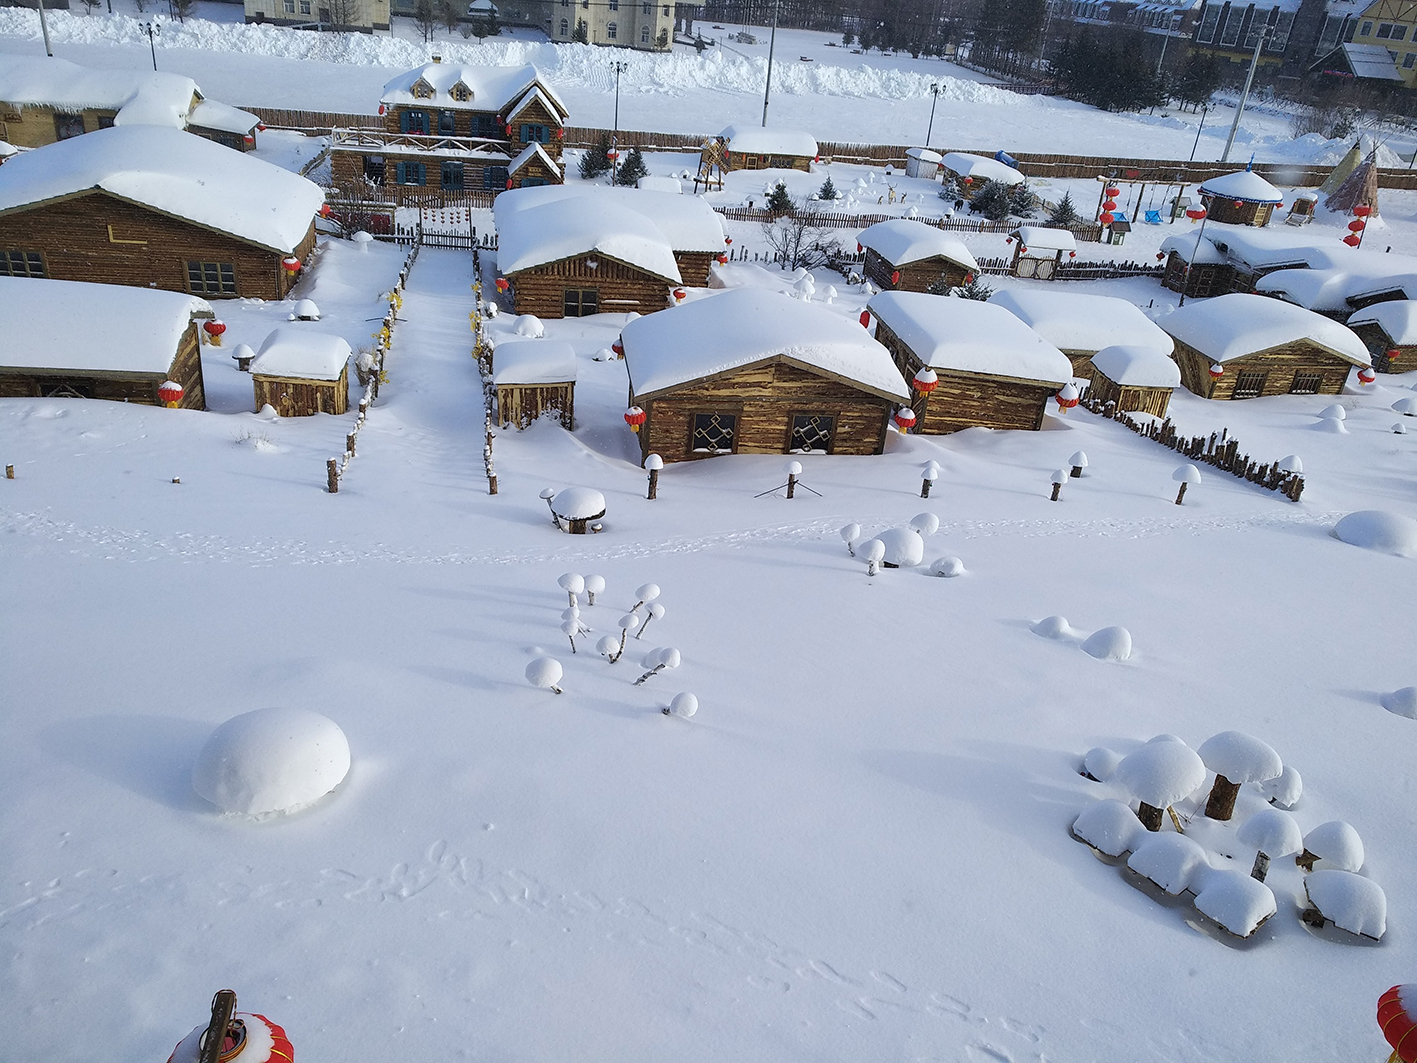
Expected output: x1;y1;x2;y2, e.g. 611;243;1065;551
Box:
1127;833;1210;895
941;152;1024;185
0;141;17;158
1204;223;1346;270
1090;345;1181;388
1199;170;1284;204
1348;299;1417;344
1262;262;1417;312
0;55;196;129
1157;293;1371;365
989;289;1173;355
492;339;576;384
1072;799;1145;857
1012;225;1076;252
637;175;683;194
1194;868;1276;937
905;147;942;162
0;276;209;374
1160;231;1226;265
0;126;322;254
507;86;562;122
493;195;682;280
857;220;978;270
250;327;352;381
623;288;909;401
721;124;818;158
380;62;566;116
867;292;1071;384
508;142;561;177
187;99;260;136
498;184;724;252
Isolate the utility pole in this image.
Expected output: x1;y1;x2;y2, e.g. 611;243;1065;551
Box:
926;83;941;146
36;0;53;57
1189;102;1208;161
1221;26;1268;164
761;0;779;127
1155;18;1171;75
611;60;627;184
145;20;160;71
1178;206;1213;307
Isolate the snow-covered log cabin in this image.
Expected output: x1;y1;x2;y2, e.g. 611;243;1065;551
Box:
0;276;208;407
0;56;261;151
715;125;817;172
249;328;351;416
988;289;1174;375
1158;293;1372;399
1084;344;1181;418
856;219;978;293
940;152;1024;197
1197;169;1285;227
1346;299;1417;372
1161;224;1349;299
491;339;576;428
619;289;910;463
329;61;567;202
866;291;1072;433
0;126;323;300
493;194;682;318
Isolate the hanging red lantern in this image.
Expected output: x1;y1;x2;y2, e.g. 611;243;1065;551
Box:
1349;218;1366;232
495;277;510;292
893;406;917;431
378;103;386;115
1378;985;1417;1063
624;406;646;432
890;269;900;285
1208;363;1225;379
1005;236;1013;244
256;122;267;132
912;367;939;393
319;203;332;217
1233;199;1244;208
963;176;973;184
281;256;302;274
1105;185;1120;197
856;242;863;253
556;127;564;139
505;177;514;190
859;309;872;328
1358;366;1377;385
157;380;184;408
202;319;227;347
243;134;255;148
716;254;728;265
1055;384;1079;412
1343;233;1362;247
1103;198;1118;212
1386;347;1401;362
1354;204;1374;218
1186;208;1207;221
1156;251;1166;261
964;273;975;283
1099;213;1114;226
724;236;733;245
1019;246;1029;255
1275;202;1284;209
1069;250;1077;259
672;288;686;302
611;339;624;357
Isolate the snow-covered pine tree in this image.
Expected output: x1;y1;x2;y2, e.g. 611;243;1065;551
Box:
1008;181;1038;219
817;175;838;201
968;179;1012;221
766;181;795;215
950;276;995;300
1047;191;1081;227
614;146;649;187
579;132;612;180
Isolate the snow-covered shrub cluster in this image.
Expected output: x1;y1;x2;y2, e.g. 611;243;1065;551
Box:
1071;731;1385;940
1032;616;1134;662
841;513;965;578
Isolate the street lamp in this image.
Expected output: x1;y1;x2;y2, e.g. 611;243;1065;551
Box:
611;60;627;183
1221;26;1269;164
926;83;941;147
36;0;53;57
144;20;161;71
761;0;780;127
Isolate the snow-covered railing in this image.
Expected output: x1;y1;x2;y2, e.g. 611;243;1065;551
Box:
711;206;1105;241
1081;394;1306;502
326;243;419;494
471;239;497;496
331;128;516;157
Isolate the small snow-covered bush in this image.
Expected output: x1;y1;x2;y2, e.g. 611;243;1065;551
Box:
929;556;965;578
1382;686;1417;719
1333;511;1417;557
1081;626;1132;661
1032;615;1075;640
1081;746;1122;782
1298;821;1364;872
192;707;351;816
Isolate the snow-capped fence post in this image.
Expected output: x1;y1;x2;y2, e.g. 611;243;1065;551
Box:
327;458;339;494
863;539;885;576
1050;469;1066;502
346;432;356;457
841;523;861;556
4;465;12;480
921;461;940;498
645;453;663;499
785;460;801;498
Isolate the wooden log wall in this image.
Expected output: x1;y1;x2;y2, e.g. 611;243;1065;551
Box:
1349;322;1413;372
863;248;970;292
496;381;574;429
510;254;671;319
1085;372;1173;419
674;250;715;287
253;365;350;416
1171;338;1353;400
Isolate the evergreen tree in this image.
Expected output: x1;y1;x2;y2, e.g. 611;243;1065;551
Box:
950;276;996;300
968;179;1013;222
1046;191;1081;227
572;18;588;43
1174;50;1222;110
766;181;795;215
579;132;612;180
614;146;649;187
842;30;855;46
1008;181;1038;219
817;175;838;201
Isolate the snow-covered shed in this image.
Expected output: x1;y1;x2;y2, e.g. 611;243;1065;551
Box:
492;193;682;319
856;219;978;294
0;126;323;300
866;291;1072;434
250;328;351;416
619;288;910;464
1086;344;1181;418
1346;299;1417;372
1007;225;1076;280
904;147;942;180
988;289;1174;374
1167;224;1354;298
717;125;818;172
1157;293;1371;400
244;0;390;30
185;99;263;153
491;339;576;429
941;152;1025;195
0;276;209;407
1160;230;1233;299
1198;169;1285;227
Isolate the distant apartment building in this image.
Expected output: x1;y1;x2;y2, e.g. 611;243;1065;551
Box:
244;0;391;31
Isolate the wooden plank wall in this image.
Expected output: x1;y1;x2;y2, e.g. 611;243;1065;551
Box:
1086;372;1173;418
1172;338;1353;399
864;248;970;292
252;365;349;415
511;254;671;319
496;381;574;429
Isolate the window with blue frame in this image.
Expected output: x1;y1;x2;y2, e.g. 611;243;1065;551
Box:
470;112;499;137
483;165;509;189
521;177;549;187
396;161;427;185
441;161;465;189
520;124;549;143
399;110;430;135
438;110;458;135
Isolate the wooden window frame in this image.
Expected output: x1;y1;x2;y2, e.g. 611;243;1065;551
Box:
1;250;47;278
562;288;599;317
53;112;85;140
440;160;464;190
1289;371;1324;395
787;412;837;454
483;165;509;190
396;161;427;186
399;109;430;135
438;109;458;135
362;154;386;183
186;260;236;296
690;410;739;455
520;123;549;143
1231;370;1267;398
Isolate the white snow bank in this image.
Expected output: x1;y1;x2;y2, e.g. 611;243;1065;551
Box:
1072;799;1144;857
188;98;261;136
1381;686;1417;719
1237;808;1303;858
1193;868;1277;937
875;526;924;567
191;707;351;816
1332;510;1417;557
1081;626;1132;661
1347;300;1417;345
1011;226;1076;253
856;219;977;270
1089;345;1181;389
1159;293;1371;366
1258;764;1303;808
551;487;606;519
512;314;545;338
250;328;351;381
1031;615;1078;639
929;556;966;578
1128;832;1210;895
989;290;1173;356
1305;870;1386;938
492;339;576;384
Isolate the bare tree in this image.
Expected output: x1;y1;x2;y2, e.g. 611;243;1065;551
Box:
414;0;438;41
437;0;461;34
761;204;841;272
171;0;197;21
327;0;363;27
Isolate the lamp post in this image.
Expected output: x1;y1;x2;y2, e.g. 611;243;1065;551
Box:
1221;26;1269;164
611;60;627;183
926;82;941;147
1178;204;1213;307
1189;102;1208;161
36;0;53;57
144;20;161;71
761;0;780;127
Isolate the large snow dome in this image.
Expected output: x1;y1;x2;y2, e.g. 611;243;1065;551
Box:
192;707;351;816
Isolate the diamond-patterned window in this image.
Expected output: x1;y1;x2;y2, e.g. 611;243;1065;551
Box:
692;413;736;453
789;414;834;454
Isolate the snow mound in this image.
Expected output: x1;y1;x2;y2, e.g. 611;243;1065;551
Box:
929;556;965;578
191;707;350;816
1333;510;1417;557
513;314;545;338
1381;685;1417;719
1237;808;1303;858
1072;799;1144;857
1193;868;1277;937
1081;626;1132;661
1032;615;1076;640
1114;741;1206;809
1305;870;1386;939
1258;764;1303;809
1313;414;1349;434
1082;746;1122;782
1128;832;1210;895
1394;397;1417;416
1302;821;1364;872
876;526;924;567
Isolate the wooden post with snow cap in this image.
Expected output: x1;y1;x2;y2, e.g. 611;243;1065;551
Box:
1173;463;1201;505
785;460;802;499
5;464;12;480
645;453;663;499
1050;468;1067;502
921;460;940;498
1070;450;1088;478
327;458;339;494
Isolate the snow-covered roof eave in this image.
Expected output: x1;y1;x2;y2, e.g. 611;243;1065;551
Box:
509;142;561;177
187;99;261;136
630;352;908;404
507;85;568;123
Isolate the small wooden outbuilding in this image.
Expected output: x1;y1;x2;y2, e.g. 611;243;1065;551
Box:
856;219;978;293
620;288;910;464
492;339;576;428
0;275;208;406
1006;226;1075;280
1161;231;1234;299
941;152;1024;197
1159;293;1373;399
1085;344;1181;418
1345;299;1417;372
250;328;351;416
904;147;942;180
1197;169;1285;227
866;291;1072;434
989;288;1174;376
715;125;817;172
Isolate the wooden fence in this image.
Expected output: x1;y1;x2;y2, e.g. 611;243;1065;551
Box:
246;105;382;133
712;206;1105;242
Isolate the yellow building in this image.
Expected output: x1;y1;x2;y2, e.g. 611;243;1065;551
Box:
1347;0;1417;84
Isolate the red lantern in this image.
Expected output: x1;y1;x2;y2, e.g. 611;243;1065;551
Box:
1156;252;1165;261
724;236;733;245
1275;203;1284;209
1105;185;1120;197
495;277;510;292
1186;208;1207;221
505;178;513;190
893;406;917;431
157;380;184;408
716;254;728;265
1233;199;1244;208
1343;233;1362;247
672;288;686;302
1099;213;1114;226
859;309;872;328
1378;985;1417;1063
1386;347;1401;362
1055;384;1079;412
556;127;564;139
890;270;900;285
1069;250;1077;259
611;339;624;357
256;122;267;132
1358;366;1377;385
319;203;332;217
856;242;863;253
1005;236;1013;244
1208;363;1224;379
1019;246;1029;255
281;256;302;274
1349;218;1366;232
912;367;939;393
242;134;255;148
964;272;975;283
624;406;646;432
202;319;227;347
1354;204;1374;218
378;103;386;115
166;1010;292;1063
1103;198;1118;212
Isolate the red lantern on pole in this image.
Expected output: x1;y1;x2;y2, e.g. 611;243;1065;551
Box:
912;367;939;393
964;273;975;283
890;269;900;285
1099;213;1114;226
724;236;732;245
1386;347;1401;362
1358;366;1377;385
1069;250;1077;259
166;1004;293;1063
319;203;332;218
1055;383;1079;412
1105;185;1120;197
1349;218;1366;232
716;253;728;265
1103;198;1118;212
963;176;973;185
1354;204;1374;218
281;256;302;275
1208;363;1225;379
893;406;917;432
624;406;646;432
1378;985;1417;1063
158;380;184;408
202;319;227;347
611;339;624;357
1343;233;1362;247
1186;208;1207;221
672;288;686;302
495;277;510;292
859;309;871;328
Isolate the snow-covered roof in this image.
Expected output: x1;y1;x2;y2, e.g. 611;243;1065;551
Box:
380;63;567;118
492;339;577;384
187;99;260;136
1203;223;1345;270
857;220;978;271
1090;344;1181;389
1160;231;1226;265
250;327;352;381
0;55;197;129
623;288;909;401
506;86;563;123
1348;299;1417;344
0;141;19;159
866;292;1071;385
1198;169;1284;205
0;276;209;374
637;175;683;194
721;125;818;159
500;185;724;253
1253;266;1417;312
1157;293;1371;365
988;290;1174;356
905;147;942;162
941;152;1024;185
1011;226;1076;252
508;142;561;177
0;126;323;254
495;195;680;280
1340;42;1404;81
